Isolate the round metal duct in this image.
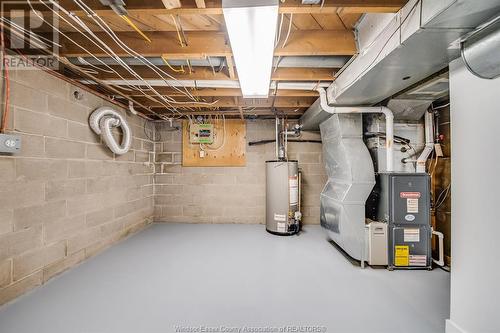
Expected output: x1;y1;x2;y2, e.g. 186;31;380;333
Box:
461;15;500;80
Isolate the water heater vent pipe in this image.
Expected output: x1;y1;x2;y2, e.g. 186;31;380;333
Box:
317;88;394;172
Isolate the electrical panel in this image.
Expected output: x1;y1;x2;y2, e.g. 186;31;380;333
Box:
378;173;432;269
189;124;214;144
0;134;21;153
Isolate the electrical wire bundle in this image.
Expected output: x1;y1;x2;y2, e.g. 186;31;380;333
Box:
0;0;223;121
0;31;10;133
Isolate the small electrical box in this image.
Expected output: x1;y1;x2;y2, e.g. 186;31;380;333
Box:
0;134;21;153
189;124;214;144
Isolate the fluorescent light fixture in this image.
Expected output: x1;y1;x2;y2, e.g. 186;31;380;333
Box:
222;0;279;98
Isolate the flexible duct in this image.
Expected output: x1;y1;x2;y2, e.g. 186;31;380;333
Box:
89;106;132;155
316;88;395;172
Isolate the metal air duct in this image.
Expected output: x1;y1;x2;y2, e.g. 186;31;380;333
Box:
300;0;500;130
461;15;500;80
320;114;375;260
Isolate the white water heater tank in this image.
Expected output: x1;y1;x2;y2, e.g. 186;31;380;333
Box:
265;160;301;235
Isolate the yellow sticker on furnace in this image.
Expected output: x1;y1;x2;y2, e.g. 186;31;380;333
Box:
395;245;409;266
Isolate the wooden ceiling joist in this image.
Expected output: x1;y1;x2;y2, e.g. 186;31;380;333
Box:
57;30;356;57
54;0;406;16
150;109;307;118
125;88;319;98
92;66;334;81
133;96;316;109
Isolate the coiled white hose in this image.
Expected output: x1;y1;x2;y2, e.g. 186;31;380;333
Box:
89;107;132;155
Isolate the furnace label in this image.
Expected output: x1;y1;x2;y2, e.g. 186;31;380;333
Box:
407;198;419;213
394;245;409;266
404;228;420;242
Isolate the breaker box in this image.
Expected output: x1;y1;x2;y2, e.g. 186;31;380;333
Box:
189;124;214;144
377;173;432;270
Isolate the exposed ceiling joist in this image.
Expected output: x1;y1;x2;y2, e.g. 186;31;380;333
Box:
133;96;316;109
57;30;356;57
90;66;334;81
125;88;319;97
54;0;406;16
150;109;307;117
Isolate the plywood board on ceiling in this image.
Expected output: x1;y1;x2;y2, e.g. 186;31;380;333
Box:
182;119;246;167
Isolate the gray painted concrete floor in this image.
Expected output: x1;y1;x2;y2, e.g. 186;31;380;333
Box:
0;224;450;333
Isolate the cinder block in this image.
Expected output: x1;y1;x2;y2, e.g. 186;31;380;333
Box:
16;158;67;181
13;200;66;231
44;215;85;243
0;158;15;182
298;152;321;164
13;241;66;281
86;208;114;227
45;138;86;159
0;226;43;262
48;95;90;124
115;150;135;162
161;205;183;217
46;179;86;201
135;151;150;163
182;205;203;217
154;174;173;185
162;142;181;153
142;140;154;151
0;210;13;235
66;227;102;255
155;184;183;195
67;121;100;143
10;81;48;113
17;134;45;158
15;68;69;99
0;271;43;306
14;108;67;138
85;176;115;194
0;260;12;288
68;160;105;178
156;153;172;163
202;205;224;217
86;144;114;160
0;180;44;209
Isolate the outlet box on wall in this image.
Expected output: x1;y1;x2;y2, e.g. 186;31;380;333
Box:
0;134;21;153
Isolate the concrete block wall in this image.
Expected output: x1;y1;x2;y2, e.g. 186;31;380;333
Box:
0;67;155;305
154;119;326;225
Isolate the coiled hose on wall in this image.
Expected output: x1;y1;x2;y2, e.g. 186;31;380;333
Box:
89;107;132;155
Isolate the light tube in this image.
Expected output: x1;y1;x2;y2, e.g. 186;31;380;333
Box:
222;0;279;98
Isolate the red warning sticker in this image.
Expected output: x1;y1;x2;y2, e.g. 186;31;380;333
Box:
400;192;421;199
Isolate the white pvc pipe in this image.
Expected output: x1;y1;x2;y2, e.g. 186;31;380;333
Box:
432;230;445;266
128;101;138;115
317;88;394;172
416;110;435;173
